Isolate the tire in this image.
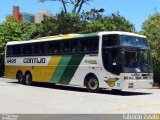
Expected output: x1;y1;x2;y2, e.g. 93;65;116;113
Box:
25;73;32;86
85;75;100;93
16;71;24;84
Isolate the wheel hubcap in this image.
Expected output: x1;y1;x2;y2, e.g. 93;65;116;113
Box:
88;78;98;90
18;74;23;82
26;75;31;84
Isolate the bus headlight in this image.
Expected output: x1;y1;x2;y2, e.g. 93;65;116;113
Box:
124;76;134;80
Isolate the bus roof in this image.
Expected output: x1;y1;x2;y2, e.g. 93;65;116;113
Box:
6;31;146;45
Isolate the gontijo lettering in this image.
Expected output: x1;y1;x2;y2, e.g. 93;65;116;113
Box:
23;58;45;63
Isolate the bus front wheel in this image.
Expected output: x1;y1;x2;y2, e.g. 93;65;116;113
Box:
16;71;24;84
25;73;32;86
85;75;100;93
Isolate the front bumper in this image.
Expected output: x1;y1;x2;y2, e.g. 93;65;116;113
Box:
122;79;153;89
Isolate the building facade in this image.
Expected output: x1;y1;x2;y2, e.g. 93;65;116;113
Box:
6;6;51;23
35;10;51;23
6;6;35;23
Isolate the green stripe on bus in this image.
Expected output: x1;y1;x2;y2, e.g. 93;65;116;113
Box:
50;55;72;83
58;55;84;85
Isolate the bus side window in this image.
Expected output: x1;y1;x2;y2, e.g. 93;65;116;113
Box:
70;40;78;53
79;38;88;53
62;41;70;53
88;37;99;53
12;45;21;56
22;45;27;55
103;35;119;47
34;43;45;55
62;40;71;53
27;45;33;55
46;42;54;54
79;37;99;54
6;46;12;57
22;44;33;55
54;41;61;54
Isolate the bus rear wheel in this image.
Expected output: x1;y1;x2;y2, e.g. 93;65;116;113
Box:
25;73;32;86
17;71;24;84
85;75;100;93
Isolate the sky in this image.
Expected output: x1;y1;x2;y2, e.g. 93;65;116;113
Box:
0;0;160;32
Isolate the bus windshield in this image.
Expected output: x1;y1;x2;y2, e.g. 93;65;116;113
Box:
102;49;153;74
120;35;149;48
123;50;153;73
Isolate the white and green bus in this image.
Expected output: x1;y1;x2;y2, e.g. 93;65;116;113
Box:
5;31;153;92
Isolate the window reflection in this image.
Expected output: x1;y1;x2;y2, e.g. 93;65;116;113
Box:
121;36;149;48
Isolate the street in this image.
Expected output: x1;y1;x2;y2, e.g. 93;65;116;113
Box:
0;78;159;114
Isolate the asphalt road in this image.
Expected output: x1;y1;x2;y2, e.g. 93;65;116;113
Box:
0;78;160;114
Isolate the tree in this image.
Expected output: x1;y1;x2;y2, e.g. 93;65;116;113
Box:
0;18;31;57
55;12;85;34
81;8;105;22
83;20;105;33
82;11;135;33
142;13;160;83
102;13;135;32
32;10;135;36
38;0;93;14
35;11;85;36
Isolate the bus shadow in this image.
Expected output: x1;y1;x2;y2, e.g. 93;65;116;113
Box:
9;82;152;96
